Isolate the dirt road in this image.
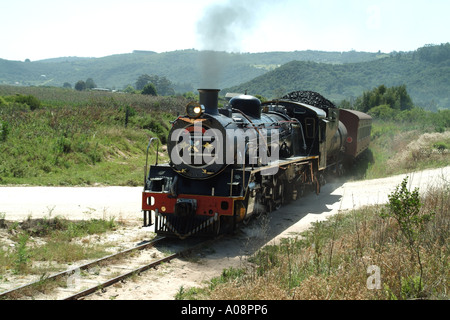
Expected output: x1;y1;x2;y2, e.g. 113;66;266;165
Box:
0;186;143;222
1;166;447;224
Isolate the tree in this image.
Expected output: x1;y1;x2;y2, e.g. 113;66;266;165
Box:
156;76;175;96
355;84;414;112
85;78;97;89
417;43;450;63
75;80;86;91
142;83;157;96
135;74;175;95
395;85;414;111
123;85;137;94
136;74;152;90
63;82;72;89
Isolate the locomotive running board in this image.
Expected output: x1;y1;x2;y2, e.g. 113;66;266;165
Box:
243;155;319;174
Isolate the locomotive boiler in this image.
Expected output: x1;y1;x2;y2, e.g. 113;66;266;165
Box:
142;89;371;239
167;89;296;180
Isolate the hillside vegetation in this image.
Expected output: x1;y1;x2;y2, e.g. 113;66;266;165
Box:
0;84;448;186
339;84;449;179
0;49;384;92
226;43;450;110
0;86;187;186
1;44;449;110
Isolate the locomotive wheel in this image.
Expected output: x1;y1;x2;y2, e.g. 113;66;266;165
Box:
314;176;320;195
319;173;326;186
338;164;345;176
254;205;266;219
273;176;284;210
242;215;251;225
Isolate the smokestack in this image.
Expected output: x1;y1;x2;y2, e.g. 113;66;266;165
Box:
198;89;220;115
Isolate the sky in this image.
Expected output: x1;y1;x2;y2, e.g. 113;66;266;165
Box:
1;0;449;61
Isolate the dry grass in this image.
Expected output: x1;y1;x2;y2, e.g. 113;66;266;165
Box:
386;131;450;173
201;182;449;300
0;218;117;276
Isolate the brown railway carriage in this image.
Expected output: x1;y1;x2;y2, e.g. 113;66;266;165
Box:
339;109;372;158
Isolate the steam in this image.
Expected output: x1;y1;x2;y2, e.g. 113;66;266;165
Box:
195;0;263;89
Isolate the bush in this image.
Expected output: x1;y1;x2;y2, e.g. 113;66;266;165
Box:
139;115;169;144
0;120;10;141
0;96;8;106
381;176;435;298
142;83;157;96
75;80;86;91
368;104;395;120
383;177;424;243
14;94;41;110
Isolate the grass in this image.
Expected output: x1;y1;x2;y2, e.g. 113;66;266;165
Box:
0;85;188;112
351;119;450;180
1;85;448;185
0;217;122;299
0;86;184;186
0;217;118;276
176;180;449;300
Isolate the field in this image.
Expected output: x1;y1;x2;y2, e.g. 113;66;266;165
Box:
1;85;449;186
352;120;450;180
1;85;449;300
0;86;188;186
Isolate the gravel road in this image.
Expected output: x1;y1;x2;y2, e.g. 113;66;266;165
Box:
267;165;449;242
1;166;448;225
0;186;143;222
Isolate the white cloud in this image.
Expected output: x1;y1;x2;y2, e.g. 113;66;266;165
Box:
0;0;449;60
366;5;381;30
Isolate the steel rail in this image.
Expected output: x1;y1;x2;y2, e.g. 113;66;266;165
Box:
0;236;166;300
63;236;215;300
63;250;179;300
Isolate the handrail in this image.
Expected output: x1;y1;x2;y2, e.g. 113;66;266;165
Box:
144;137;159;186
241;141;254;196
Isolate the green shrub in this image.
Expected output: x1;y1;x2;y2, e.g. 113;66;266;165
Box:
142;83;157;96
381;176;435;298
368;104;395;120
14;233;31;273
0;96;8;106
14;94;41;110
54;136;72;154
0;120;10;141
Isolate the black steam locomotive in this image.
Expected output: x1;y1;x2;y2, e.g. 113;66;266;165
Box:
142;89;372;239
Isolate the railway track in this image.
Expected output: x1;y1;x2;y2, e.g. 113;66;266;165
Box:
0;235;211;300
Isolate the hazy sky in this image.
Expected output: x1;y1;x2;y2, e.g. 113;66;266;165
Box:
1;0;449;61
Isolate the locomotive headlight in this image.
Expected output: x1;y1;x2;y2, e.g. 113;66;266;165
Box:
186;102;205;119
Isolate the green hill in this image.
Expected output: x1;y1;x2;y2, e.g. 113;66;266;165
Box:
225;43;450;110
0;49;384;91
1;44;448;110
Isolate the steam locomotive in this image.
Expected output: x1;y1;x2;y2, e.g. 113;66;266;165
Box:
142;89;372;239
